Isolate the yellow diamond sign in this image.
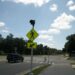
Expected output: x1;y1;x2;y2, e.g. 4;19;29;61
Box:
26;28;39;41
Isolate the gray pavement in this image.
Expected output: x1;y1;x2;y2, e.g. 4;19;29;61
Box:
39;64;75;75
0;55;75;75
0;55;46;75
0;61;41;75
39;55;75;75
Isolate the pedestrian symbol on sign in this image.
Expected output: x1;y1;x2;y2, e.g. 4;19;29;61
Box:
26;28;39;41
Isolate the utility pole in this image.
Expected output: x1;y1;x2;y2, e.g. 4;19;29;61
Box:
26;19;39;75
29;20;35;75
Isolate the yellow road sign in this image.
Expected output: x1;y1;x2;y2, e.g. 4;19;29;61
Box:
27;42;37;49
26;28;39;41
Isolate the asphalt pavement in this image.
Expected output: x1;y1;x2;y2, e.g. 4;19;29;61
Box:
39;64;75;75
0;61;40;75
0;55;45;75
39;55;75;75
0;55;75;75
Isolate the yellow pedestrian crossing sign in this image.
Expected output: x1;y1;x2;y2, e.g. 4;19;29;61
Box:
27;42;37;49
26;28;39;41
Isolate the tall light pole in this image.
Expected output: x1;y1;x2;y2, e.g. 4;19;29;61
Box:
29;19;35;75
26;19;38;75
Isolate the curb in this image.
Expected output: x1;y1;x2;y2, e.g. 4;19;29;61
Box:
16;63;51;75
16;65;43;75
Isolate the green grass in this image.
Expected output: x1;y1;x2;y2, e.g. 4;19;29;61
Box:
25;64;50;75
71;62;75;65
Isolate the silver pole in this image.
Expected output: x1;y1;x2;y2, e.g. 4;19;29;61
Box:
47;49;50;64
29;47;33;75
29;19;35;75
48;53;49;64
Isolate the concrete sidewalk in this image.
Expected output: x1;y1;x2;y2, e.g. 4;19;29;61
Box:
0;56;6;62
39;64;75;75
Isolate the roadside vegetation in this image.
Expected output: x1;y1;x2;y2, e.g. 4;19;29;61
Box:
0;33;75;57
0;33;61;55
62;34;75;57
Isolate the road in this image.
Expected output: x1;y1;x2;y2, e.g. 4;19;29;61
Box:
0;55;47;75
0;55;75;75
0;61;41;75
0;55;45;75
39;55;75;75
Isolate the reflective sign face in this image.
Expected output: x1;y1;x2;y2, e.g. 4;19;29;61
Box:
27;42;37;49
26;28;39;41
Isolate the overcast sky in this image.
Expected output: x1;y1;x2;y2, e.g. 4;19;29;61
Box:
0;0;75;49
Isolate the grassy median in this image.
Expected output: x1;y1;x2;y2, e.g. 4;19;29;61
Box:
25;64;50;75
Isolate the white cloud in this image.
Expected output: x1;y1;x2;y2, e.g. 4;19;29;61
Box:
43;42;55;47
51;12;75;30
48;36;53;41
48;28;60;34
2;29;9;33
38;34;54;47
1;0;50;7
67;0;75;11
38;41;55;48
67;0;74;6
38;30;48;34
39;28;60;35
38;12;75;48
0;22;5;27
39;13;75;35
69;4;75;11
37;35;56;48
0;21;9;33
38;34;50;39
50;4;58;12
38;34;53;42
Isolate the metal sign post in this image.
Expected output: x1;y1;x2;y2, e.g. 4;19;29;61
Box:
30;46;33;75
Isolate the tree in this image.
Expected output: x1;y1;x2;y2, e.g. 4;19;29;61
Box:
4;33;14;53
0;34;4;54
0;33;60;55
14;38;26;54
63;34;75;56
43;46;49;55
34;44;43;55
0;34;3;50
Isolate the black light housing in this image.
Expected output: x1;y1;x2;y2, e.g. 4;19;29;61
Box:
29;20;35;27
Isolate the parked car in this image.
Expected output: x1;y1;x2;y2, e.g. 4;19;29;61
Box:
7;53;24;63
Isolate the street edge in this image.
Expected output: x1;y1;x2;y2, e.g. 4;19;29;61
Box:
16;63;51;75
